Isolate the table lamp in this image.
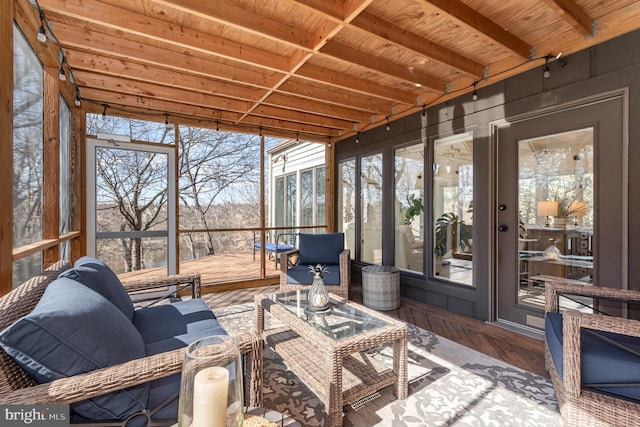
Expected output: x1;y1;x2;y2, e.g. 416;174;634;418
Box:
537;201;558;227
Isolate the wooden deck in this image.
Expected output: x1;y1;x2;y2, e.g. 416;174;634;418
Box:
119;251;283;290
120;255;547;378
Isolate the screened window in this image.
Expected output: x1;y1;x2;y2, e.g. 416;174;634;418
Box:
12;25;44;286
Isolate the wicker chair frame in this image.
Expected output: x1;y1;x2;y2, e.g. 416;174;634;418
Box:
279;249;350;299
544;278;640;426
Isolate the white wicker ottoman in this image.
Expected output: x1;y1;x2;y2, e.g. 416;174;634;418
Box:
362;265;400;310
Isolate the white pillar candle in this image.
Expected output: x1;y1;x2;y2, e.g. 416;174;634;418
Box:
192;366;229;427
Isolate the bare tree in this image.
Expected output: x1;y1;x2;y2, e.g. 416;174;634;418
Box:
178;127;261;258
95;147;168;271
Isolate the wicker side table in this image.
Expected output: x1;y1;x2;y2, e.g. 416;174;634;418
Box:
362;265;400;310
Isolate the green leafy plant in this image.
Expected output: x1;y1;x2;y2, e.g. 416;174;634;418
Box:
435;212;471;257
403;194;424;225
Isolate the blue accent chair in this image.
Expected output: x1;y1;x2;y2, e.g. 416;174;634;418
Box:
544;279;640;426
279;232;350;299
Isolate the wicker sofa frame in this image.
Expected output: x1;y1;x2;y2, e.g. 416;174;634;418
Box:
544;279;640;426
0;260;262;424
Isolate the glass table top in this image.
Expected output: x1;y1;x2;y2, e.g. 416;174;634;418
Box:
266;289;389;340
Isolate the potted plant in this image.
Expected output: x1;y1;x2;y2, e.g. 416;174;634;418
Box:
434;212;472;258
403;194;423;225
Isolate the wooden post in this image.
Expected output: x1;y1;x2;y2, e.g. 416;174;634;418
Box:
325;141;335;232
43;71;61;267
0;0;14;295
70;107;86;262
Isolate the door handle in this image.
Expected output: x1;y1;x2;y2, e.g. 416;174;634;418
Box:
498;225;508;232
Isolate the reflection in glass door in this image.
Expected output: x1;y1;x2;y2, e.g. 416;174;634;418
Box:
518;129;594;310
360;153;383;264
395;143;424;274
432;132;474;286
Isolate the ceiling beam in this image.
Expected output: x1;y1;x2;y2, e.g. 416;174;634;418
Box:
75;72;251;113
542;0;593;37
263;93;371;124
82;87;338;139
350;11;484;79
321;42;447;91
39;0;295;73
423;0;532;59
296;64;419;104
150;0;316;51
51;21;284;89
77;72;354;131
278;78;395;114
66;50;266;103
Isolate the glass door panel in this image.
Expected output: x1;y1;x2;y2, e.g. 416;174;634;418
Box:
338;160;356;259
518;129;594;310
394;143;424;274
432;132;474;286
87;138;176;277
360;153;383;264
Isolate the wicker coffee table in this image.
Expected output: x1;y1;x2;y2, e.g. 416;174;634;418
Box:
254;290;408;427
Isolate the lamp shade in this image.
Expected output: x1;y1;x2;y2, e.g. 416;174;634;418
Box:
568;202;586;217
537;201;558;217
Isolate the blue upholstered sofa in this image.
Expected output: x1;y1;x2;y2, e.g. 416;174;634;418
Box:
0;257;262;426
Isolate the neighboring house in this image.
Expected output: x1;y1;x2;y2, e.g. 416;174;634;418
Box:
268;140;326;246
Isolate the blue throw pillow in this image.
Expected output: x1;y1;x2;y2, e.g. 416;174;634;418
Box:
0;277;148;421
59;256;134;321
297;233;345;266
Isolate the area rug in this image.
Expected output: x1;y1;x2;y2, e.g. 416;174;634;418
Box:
213;303;561;426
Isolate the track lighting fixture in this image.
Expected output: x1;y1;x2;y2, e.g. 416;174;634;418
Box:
58;66;66;82
472;81;478;101
165;112;171;130
101;104;108;120
355;132;360;144
386;117;391;132
74;94;81;107
216;120;219;132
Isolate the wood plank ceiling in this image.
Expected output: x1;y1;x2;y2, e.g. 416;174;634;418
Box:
26;0;640;143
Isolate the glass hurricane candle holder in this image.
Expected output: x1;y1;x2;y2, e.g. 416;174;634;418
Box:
178;335;244;427
307;264;330;311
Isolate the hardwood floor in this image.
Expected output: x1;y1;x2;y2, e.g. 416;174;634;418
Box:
202;284;548;379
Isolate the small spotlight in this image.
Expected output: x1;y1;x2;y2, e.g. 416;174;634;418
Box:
472;81;478;101
355;132;360;144
58;66;66;82
37;26;47;43
543;56;551;79
74;95;81;107
101;104;108;120
386;117;391;132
